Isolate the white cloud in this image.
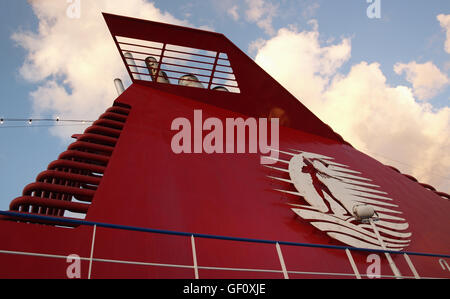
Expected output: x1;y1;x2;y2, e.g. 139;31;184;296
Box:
12;2;449;194
248;37;266;56
227;5;240;21
254;27;450;194
255;26;351;105
12;0;189;140
437;14;450;54
301;2;320;19
394;61;449;101
245;0;278;35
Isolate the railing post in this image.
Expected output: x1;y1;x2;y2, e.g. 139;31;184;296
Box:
88;224;97;279
403;253;420;279
369;219;402;279
155;43;166;83
275;242;289;279
207;52;220;90
191;235;199;279
439;259;450;271
345;249;361;279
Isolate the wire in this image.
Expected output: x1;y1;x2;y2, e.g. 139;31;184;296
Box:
0;117;94;129
0;124;90;129
0;118;94;123
0;117;93;129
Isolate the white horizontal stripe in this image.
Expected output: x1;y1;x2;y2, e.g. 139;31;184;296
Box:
92;257;194;269
331;171;372;181
0;249;81;260
337;177;380;188
274;189;303;197
262;165;289;172
263;156;290;164
311;222;407;249
0;249;193;269
267;175;292;184
262;147;296;156
0;248;443;279
328;165;361;174
198;266;282;273
346;185;388;195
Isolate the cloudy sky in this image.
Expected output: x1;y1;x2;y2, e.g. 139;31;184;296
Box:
0;0;449;211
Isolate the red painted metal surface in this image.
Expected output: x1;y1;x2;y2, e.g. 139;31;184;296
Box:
0;14;448;279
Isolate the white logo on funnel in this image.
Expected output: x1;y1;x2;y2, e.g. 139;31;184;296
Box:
266;149;411;251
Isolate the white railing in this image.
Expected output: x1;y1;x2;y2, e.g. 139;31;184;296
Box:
0;211;449;279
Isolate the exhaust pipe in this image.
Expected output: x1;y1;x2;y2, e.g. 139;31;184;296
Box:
145;56;170;84
178;74;204;88
114;78;125;96
124;52;141;80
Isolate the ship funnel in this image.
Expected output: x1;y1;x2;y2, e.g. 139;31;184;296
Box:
114;78;125;96
145;56;170;84
178;74;204;89
124;52;141;80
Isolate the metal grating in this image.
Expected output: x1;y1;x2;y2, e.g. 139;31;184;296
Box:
116;35;241;93
7;103;131;224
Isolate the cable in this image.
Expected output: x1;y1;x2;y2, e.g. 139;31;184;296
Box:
0;117;94;129
0;118;94;123
0;124;90;129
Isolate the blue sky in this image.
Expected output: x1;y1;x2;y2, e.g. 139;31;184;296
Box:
0;0;449;211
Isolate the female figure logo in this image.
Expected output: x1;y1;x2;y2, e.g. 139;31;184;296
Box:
267;149;411;251
298;157;353;217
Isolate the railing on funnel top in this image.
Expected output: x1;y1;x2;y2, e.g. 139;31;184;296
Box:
116;36;240;93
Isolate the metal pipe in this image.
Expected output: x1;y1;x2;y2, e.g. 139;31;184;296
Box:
178;74;204;88
212;86;229;92
145;56;170;84
124;52;141;80
114;78;125;96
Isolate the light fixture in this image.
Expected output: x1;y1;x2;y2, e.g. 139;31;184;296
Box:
352;204;377;222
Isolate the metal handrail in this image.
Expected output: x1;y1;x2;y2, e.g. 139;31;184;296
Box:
0;210;448;259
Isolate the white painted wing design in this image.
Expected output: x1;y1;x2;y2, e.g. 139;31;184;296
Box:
266;149;411;251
